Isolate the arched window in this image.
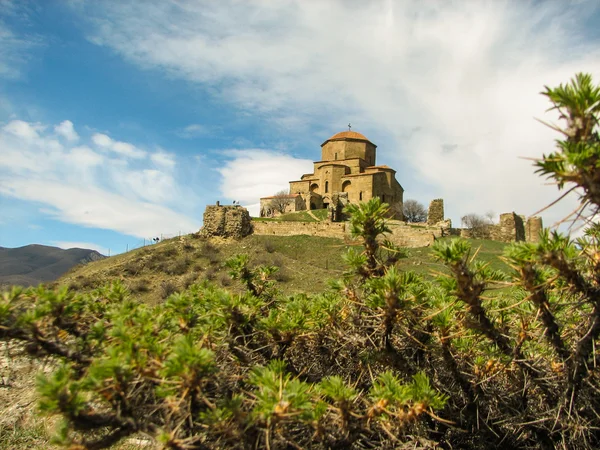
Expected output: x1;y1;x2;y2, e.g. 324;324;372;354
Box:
359;191;363;201
342;180;351;192
325;181;329;193
335;152;338;160
310;183;319;193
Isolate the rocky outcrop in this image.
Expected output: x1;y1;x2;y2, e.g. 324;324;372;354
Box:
199;205;253;239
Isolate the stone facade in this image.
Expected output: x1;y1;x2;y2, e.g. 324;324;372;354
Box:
199;204;253;239
260;130;404;219
427;199;444;225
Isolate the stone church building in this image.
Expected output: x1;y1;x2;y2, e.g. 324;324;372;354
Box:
260;130;404;219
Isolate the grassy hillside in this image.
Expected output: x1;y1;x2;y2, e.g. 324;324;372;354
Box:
57;233;509;304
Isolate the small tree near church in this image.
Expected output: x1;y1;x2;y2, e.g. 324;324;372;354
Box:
268;190;294;215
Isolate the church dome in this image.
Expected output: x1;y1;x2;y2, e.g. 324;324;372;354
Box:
321;130;375;147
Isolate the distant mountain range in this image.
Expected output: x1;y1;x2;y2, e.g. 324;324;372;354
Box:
0;245;105;288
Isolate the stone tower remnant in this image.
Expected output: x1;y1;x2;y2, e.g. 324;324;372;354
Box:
199;204;252;239
525;216;543;243
427;199;444;225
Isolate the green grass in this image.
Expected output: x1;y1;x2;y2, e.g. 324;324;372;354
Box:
396;237;509;278
311;209;329;220
57;233;510;304
279;210;318;222
0;422;51;450
252;208;329;223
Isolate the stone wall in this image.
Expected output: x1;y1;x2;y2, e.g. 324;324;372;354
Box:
427;199;444;225
458;213;543;243
525;216;543;243
387;221;448;247
252;221;347;239
487;213;525;243
199;205;253;239
253;218;450;248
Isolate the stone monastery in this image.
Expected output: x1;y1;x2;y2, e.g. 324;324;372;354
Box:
191;128;544;247
260;130;405;219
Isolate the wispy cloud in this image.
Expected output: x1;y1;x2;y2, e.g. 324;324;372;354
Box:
92;132;147;158
175;124;218;139
76;0;600;226
0;2;42;79
0;120;199;237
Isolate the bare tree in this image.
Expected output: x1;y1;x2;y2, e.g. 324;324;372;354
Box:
461;213;493;238
268;190;294;214
402;199;427;223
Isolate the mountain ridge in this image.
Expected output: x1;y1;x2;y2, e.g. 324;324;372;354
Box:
0;244;105;287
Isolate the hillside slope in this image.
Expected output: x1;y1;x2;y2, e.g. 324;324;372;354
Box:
57;233;509;304
0;244;105;287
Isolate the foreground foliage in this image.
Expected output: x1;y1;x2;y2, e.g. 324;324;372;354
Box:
2;73;600;449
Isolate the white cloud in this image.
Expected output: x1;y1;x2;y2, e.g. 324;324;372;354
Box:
91;132;147;158
0;119;199;237
151;151;176;169
78;0;600;227
69;145;104;167
54;120;79;142
52;241;109;255
218;149;312;216
4;119;43;140
91;132;112;147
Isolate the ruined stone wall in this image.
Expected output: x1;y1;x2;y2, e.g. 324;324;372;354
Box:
487;213;525;243
252;221;347;239
252;218;449;248
525;217;543;243
199;205;253;239
427;199;444;225
387;221;449;247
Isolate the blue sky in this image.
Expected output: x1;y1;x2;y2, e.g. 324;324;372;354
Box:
1;0;599;255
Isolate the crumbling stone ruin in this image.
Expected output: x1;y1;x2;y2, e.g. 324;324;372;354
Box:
427;199;444;225
525;216;543;243
460;212;543;243
199;203;252;239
